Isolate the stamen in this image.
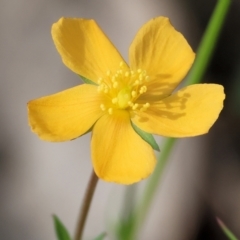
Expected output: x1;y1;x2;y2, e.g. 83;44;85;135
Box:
107;70;111;76
100;104;106;111
131;91;137;97
113;82;118;88
108;108;113;115
125;71;130;77
139;86;147;94
144;102;150;108
112;98;118;104
120;61;124;67
128;101;134;107
140;102;150;111
97;63;149;113
134;80;140;85
132;103;138;110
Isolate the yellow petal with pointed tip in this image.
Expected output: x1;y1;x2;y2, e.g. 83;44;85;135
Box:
132;84;225;137
129;17;195;98
91;110;156;184
28;84;104;141
52;18;127;84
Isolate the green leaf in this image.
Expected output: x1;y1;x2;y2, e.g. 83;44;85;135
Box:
79;75;98;85
93;232;106;240
217;218;238;240
53;215;72;240
131;122;160;151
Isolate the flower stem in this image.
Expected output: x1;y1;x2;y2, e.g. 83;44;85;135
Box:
74;170;98;240
185;0;231;85
126;138;176;240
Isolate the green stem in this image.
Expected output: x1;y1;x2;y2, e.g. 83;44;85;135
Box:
217;218;238;240
137;138;176;217
185;0;231;85
127;138;176;240
74;170;98;240
117;185;137;240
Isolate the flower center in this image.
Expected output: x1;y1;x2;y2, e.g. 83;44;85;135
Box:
98;62;150;114
117;87;131;109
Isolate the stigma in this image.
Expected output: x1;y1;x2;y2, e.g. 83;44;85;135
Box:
98;62;150;114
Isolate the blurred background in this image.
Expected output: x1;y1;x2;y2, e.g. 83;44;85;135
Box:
0;0;239;239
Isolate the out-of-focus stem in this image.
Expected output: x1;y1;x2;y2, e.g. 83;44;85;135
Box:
186;0;231;85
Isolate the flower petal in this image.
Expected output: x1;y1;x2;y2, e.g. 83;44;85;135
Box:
28;84;104;141
52;18;126;84
129;17;195;98
132;84;225;137
91;110;156;184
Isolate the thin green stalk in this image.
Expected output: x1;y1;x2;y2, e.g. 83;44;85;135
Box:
74;170;98;240
217;218;238;240
135;138;176;222
123;0;231;239
126;138;175;240
117;185;137;240
185;0;231;85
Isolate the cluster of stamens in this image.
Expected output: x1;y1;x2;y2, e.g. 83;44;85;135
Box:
97;62;151;114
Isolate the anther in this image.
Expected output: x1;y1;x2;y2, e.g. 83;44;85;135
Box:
140;102;150;112
131;91;137;97
107;70;111;76
113;82;118;88
100;104;106;111
132;103;139;110
144;102;150;108
112;98;118;104
120;61;124;67
128;101;134;107
108;108;113;115
135;80;140;85
125;71;130;77
140;86;147;94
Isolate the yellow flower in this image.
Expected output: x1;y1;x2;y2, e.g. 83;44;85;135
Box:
28;17;225;184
